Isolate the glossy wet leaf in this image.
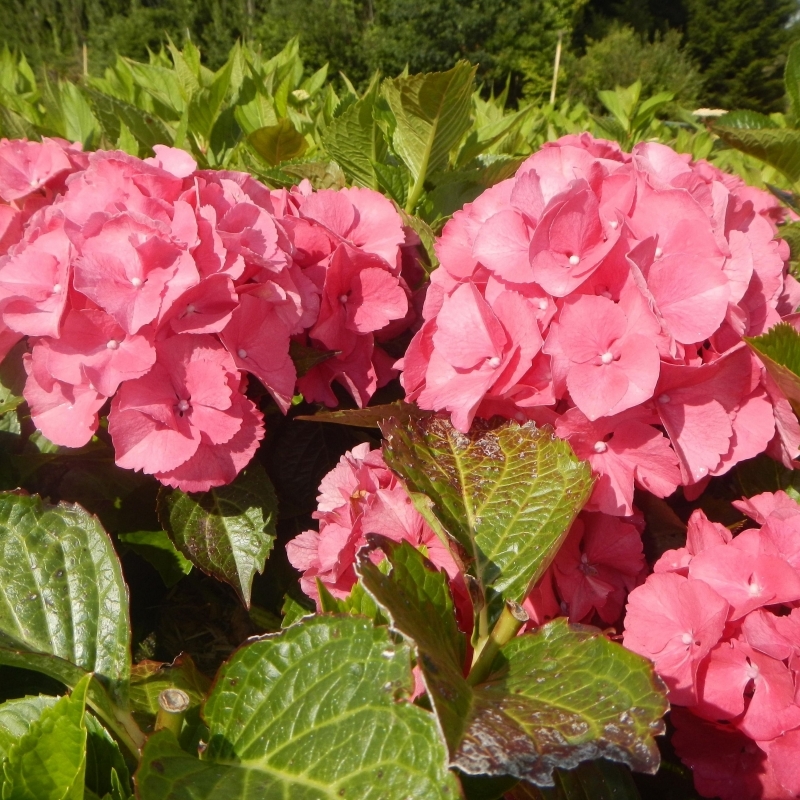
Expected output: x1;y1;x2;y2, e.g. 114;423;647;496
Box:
746;322;800;410
356;535;469;750
118;531;192;588
1;673;89;800
381;417;593;618
317;578;383;622
355;536;665;785
157;464;278;606
456;619;667;785
136;616;460;800
0;493;131;705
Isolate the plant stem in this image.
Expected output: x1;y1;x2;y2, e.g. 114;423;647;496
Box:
467;601;528;687
155;688;191;737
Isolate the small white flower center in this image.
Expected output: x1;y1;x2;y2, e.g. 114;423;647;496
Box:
515;412;526;422
593;441;608;454
131;277;143;288
600;351;613;364
237;348;248;359
176;399;190;412
106;339;119;350
538;299;548;311
568;254;580;266
746;662;760;681
658;394;670;404
52;283;62;294
655;247;664;259
681;632;693;645
339;294;348;304
487;356;501;368
609;220;618;230
748;579;762;596
185;304;196;314
29;179;39;187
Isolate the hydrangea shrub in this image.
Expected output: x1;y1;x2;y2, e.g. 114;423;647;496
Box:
1;127;800;800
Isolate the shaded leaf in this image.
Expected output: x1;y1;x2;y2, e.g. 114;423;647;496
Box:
129;655;210;717
296;401;428;428
279;592;314;628
0;340;26;415
317;577;383;622
136;616;460;799
506;760;641;799
118;530;193;588
288;340;338;378
381;417;593;619
157;464;278;607
248;118;308;166
715;109;779;130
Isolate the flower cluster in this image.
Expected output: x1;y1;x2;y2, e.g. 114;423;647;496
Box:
524;510;646;627
0;141;413;490
623;491;800;799
286;443;472;626
401;134;800;517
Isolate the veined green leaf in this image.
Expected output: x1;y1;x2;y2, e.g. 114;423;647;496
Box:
357;540;666;786
157;464;278;606
714;125;800;184
504;760;641;799
383;61;476;210
746;322;800;409
786;41;800;125
248;118;308;166
381;417;593;619
136;616;460;799
118;531;192;588
0;341;26;415
128;655;209;717
0;493;131;704
1;673;90;800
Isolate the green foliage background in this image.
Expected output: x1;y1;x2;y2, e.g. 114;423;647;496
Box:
1;0;798;110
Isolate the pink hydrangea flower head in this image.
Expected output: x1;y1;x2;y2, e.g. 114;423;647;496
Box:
0;138;73;202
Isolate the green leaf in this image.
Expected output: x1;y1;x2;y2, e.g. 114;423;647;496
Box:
0;493;131;704
380;417;593;618
248;118;308;166
128;655;209;717
83;714;131;800
279;593;314;628
295;400;428;428
746;322;800;409
0;341;26;415
322;90;386;188
157;464;278;606
288;339;339;377
400;210;439;275
85;88;173;150
779;221;800;264
383;62;476;210
1;673;90;800
136;616;460;799
715;109;778;130
357;536;468;749
372;160;409;206
356;540;666;786
0;696;57;762
118;531;192;588
714;126;800;184
57;83;98;148
457;620;666;784
316;578;383;621
787;42;800;124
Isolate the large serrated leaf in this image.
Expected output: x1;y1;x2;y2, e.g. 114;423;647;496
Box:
1;673;90;800
118;531;192;588
356;539;666;786
295;401;428;428
157;464;277;606
84;88;172;151
135;616;460;800
383;61;476;209
746;322;800;410
714;125;800;184
505;759;641;799
381;417;593;618
786;42;800;125
0;493;131;704
322;89;386;188
458;620;666;784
